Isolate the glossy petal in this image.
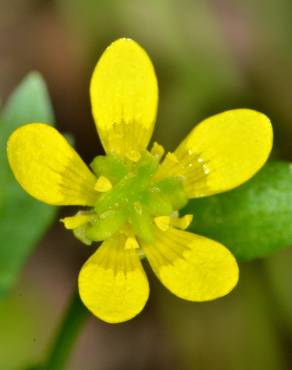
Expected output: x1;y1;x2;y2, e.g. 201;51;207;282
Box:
90;38;158;158
156;109;273;197
143;227;239;301
78;234;149;323
7;123;97;206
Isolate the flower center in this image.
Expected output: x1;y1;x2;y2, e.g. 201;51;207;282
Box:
71;149;188;246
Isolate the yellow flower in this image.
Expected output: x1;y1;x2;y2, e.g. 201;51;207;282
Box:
7;38;273;323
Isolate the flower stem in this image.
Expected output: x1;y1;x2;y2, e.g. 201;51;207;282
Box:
42;289;88;370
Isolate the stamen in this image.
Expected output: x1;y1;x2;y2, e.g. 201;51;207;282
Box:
94;176;113;192
125;236;140;250
61;213;91;229
171;214;193;230
166;152;179;164
154;216;170;231
126;150;141;162
150;142;165;160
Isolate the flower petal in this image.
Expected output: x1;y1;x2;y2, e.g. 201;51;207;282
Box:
7;123;97;206
156;109;273;197
143;227;239;301
90;38;158;158
78;234;149;323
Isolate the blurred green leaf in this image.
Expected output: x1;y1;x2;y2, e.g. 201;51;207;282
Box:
1;72;54;131
0;72;57;297
184;161;292;261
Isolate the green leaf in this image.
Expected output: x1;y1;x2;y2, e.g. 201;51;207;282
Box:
0;72;57;296
184;161;292;261
1;72;54;130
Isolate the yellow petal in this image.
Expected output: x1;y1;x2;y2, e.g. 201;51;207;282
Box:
143;227;239;301
156;109;273;197
78;233;149;323
7;123;97;206
90;38;158;157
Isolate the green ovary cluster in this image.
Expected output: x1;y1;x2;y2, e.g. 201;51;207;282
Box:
73;151;188;246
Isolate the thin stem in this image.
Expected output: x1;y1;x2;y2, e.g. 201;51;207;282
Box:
42;289;89;370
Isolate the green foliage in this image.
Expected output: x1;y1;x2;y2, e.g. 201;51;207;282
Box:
184;161;292;261
0;73;57;296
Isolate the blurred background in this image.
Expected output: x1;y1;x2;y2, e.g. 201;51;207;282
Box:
1;0;292;369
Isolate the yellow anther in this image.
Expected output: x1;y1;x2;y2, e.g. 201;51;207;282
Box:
171;214;193;230
61;213;91;230
165;152;179;164
126;150;141;162
154;216;170;231
125;236;140;250
94;176;112;192
150;142;165;160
